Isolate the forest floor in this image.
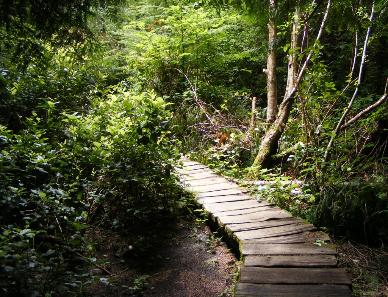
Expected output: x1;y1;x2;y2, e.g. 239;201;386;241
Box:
337;241;388;297
85;217;238;297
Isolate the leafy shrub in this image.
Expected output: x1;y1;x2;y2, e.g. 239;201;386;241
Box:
0;87;181;296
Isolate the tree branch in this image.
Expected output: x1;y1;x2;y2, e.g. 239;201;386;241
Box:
174;68;215;126
323;1;375;162
340;78;388;130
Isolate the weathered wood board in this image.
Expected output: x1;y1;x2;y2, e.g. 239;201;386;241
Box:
235;284;352;297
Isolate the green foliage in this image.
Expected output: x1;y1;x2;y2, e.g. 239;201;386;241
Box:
117;1;265;105
0;86;181;295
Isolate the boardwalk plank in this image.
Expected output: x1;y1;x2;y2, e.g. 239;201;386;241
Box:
184;172;219;180
235;284;352;297
185;178;229;187
198;194;254;204
241;243;337;255
236;223;315;240
188;182;240;193
240;267;351;285
227;218;302;232
218;211;292;224
202;200;267;212
196;188;246;197
212;206;277;216
240;234;307;244
244;255;337;267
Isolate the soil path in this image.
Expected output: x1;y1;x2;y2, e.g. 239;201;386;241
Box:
144;221;237;297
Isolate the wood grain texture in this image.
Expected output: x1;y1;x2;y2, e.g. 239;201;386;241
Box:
244;255;337;267
198;194;254;204
235;283;352;297
196;188;246;197
202;200;266;212
188;182;240;193
241;243;337;255
227;218;302;232
240;234;307;244
218;210;292;224
240;267;351;285
236;223;315;240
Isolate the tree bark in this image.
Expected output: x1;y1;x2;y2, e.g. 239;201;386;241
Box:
265;0;278;123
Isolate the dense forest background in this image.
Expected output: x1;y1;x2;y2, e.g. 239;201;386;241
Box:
0;0;387;296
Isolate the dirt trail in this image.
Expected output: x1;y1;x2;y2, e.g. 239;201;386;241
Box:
143;221;237;297
87;219;238;297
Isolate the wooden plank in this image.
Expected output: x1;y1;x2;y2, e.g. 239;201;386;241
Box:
244;255;338;267
239;267;351;285
212;206;278;216
182;164;208;170
198;194;253;204
217;211;292;224
235;284;352;297
236;223;315;240
183;169;214;177
183;173;219;181
227;218;302;232
181;161;201;166
185;177;229;187
241;243;337;256
196;188;246;197
188;182;240;193
240;234;307;244
202;200;266;212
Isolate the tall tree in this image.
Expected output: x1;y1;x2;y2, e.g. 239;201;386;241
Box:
265;0;278;123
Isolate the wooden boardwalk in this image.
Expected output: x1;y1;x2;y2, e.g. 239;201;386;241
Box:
177;159;352;297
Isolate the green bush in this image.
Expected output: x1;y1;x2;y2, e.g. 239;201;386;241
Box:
0;87;181;296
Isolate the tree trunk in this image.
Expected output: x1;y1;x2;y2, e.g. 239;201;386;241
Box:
265;0;278;123
253;0;331;169
254;6;300;167
253;98;294;167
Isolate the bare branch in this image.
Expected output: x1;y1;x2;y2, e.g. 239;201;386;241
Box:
323;1;375;162
174;68;215;125
341;78;388;130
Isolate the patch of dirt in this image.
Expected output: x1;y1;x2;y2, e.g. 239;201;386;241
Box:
144;222;237;297
85;219;238;297
337;241;388;297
